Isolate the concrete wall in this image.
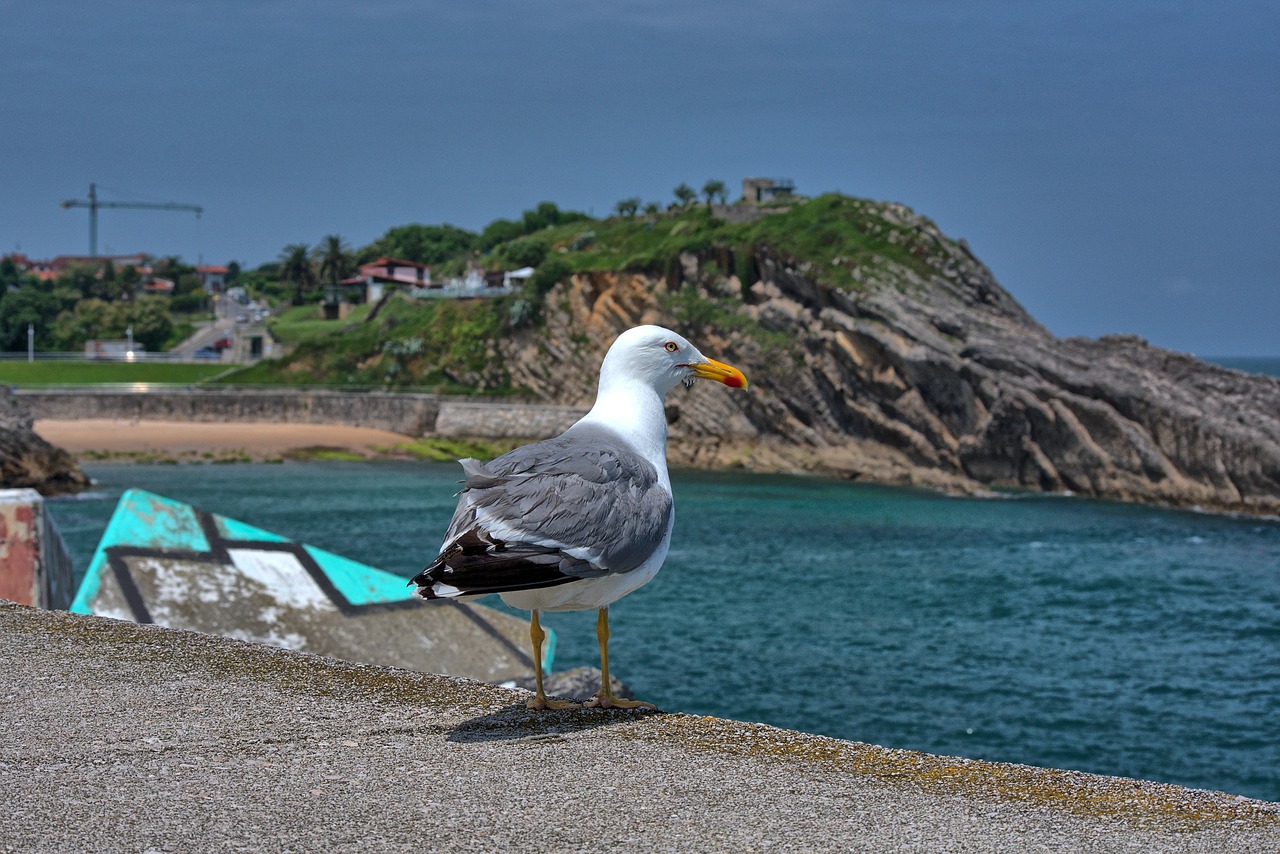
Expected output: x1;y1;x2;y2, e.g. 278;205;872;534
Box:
434;401;586;439
0;488;75;610
16;389;587;441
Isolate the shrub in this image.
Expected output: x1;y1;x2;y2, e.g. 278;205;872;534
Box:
500;237;549;269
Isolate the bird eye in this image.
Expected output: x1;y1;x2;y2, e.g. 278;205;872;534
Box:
664;341;679;352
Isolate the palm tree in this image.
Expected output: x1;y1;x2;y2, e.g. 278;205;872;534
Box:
702;179;726;207
315;234;354;304
673;182;697;207
279;243;316;305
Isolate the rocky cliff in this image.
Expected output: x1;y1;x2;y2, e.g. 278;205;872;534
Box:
504;198;1280;516
0;386;90;496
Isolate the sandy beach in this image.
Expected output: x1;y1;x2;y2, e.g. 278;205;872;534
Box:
34;418;419;460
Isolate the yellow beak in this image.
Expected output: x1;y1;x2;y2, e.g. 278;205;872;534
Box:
687;357;748;389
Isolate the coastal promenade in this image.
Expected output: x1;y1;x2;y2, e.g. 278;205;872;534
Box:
3;602;1278;852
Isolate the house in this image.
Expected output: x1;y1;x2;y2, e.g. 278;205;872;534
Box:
741;177;796;204
341;257;432;303
4;253;56;281
140;277;175;295
197;265;228;293
6;252;148;282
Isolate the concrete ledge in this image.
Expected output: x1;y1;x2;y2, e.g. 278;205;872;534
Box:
3;602;1277;852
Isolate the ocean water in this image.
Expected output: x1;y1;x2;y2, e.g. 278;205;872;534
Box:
1205;356;1280;378
48;461;1280;802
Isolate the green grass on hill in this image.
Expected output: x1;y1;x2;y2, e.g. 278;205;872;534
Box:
225;297;516;394
266;303;374;345
0;361;233;387
535;193;951;290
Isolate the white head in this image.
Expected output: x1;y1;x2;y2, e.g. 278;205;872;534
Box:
597;325;747;397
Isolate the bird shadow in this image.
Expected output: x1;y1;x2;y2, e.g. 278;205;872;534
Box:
445;702;664;744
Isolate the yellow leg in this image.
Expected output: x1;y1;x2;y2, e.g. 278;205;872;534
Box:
527;610;577;711
584;607;656;710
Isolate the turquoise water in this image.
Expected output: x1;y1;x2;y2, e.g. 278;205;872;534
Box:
49;461;1280;802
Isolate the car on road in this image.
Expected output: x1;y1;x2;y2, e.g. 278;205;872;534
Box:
213;338;233;350
193;347;222;359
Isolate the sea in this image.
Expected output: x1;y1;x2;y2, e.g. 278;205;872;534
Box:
48;454;1280;803
40;356;1280;801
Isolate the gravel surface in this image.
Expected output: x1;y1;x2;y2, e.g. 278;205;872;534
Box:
3;602;1277;853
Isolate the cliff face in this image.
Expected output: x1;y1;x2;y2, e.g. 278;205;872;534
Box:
0;387;90;496
504;203;1280;516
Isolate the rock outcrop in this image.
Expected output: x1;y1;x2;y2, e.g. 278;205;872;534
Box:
0;386;89;496
504;202;1280;516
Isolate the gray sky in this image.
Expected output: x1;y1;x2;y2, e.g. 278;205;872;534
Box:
3;1;1277;355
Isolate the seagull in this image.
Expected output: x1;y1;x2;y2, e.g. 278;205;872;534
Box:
412;325;747;710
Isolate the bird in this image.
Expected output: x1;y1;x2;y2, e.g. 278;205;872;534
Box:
411;325;748;710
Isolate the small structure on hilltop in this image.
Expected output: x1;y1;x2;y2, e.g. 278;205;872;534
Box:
742;177;796;204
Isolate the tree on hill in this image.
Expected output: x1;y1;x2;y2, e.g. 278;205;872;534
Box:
316;235;354;289
614;197;641;218
702;180;727;206
521;201;589;232
279;243;317;305
673;183;698;207
500;237;549;269
478;219;525;252
360;224;477;266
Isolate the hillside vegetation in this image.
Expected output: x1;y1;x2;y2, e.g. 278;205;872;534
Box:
229;298;513;393
234;193;972;392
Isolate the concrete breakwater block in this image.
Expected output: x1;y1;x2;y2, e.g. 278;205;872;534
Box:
70;488;542;684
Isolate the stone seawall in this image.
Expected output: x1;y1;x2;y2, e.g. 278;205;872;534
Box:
433;400;585;439
15;389;588;440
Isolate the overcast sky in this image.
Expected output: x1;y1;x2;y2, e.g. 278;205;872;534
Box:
3;1;1277;355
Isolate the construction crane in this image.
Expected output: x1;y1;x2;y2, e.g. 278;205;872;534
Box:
61;183;203;261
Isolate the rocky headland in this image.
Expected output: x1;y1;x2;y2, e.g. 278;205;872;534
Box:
15;195;1277;517
0;385;89;495
503;198;1280;516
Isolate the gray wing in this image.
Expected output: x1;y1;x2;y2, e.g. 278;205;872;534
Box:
411;424;673;598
